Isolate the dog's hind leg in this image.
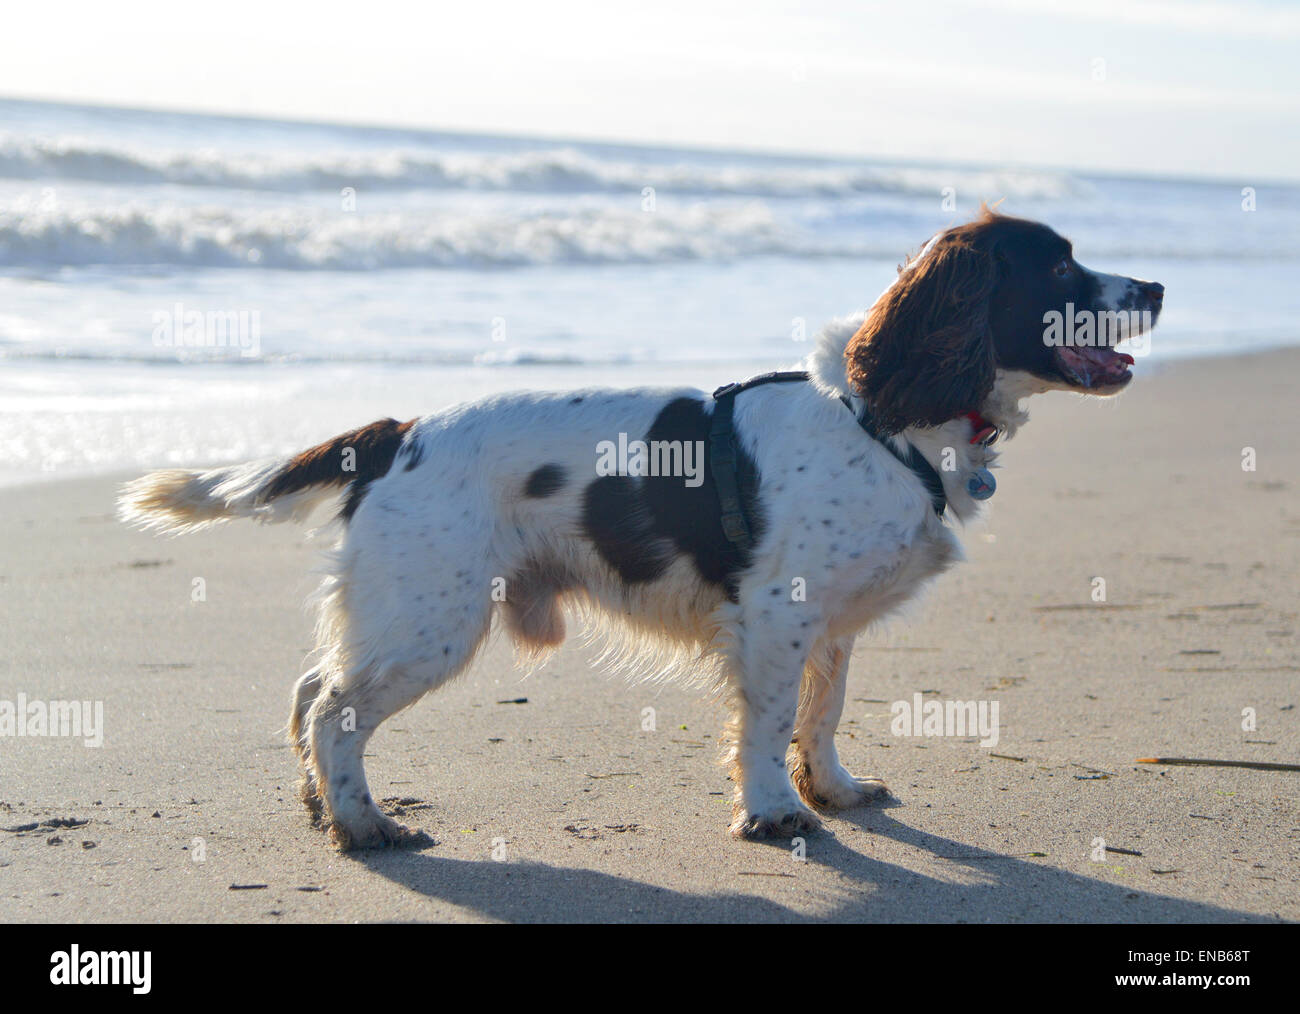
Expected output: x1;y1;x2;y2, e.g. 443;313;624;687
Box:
306;608;492;850
288;665;324;825
789;638;890;810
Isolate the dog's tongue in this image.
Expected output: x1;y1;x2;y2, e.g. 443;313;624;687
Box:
1057;345;1134;387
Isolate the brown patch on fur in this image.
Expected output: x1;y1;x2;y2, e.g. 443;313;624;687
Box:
789;644;845;809
502;558;575;654
299;776;324;826
288;713;323;826
845;206;1001;434
288;668;325;825
721;710;742;788
720;708;774;837
264;417;416;521
325;819;353;850
523;463;567;498
788;758;825;810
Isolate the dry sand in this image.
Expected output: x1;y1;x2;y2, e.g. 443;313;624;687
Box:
2;349;1298;922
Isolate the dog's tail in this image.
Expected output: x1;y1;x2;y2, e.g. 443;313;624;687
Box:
118;417;417;535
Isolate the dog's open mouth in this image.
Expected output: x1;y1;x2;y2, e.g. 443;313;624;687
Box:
1054;345;1134;390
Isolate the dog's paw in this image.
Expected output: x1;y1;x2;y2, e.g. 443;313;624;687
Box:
328;812;432;851
729;806;822;841
793;762;892;811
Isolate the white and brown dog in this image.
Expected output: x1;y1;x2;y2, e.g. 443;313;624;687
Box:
120;209;1163;849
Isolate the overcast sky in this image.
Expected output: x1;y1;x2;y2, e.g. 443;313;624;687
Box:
5;0;1298;180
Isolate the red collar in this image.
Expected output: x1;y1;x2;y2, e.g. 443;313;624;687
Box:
964;411;999;445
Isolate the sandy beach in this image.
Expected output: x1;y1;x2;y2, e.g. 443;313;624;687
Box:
1;348;1297;923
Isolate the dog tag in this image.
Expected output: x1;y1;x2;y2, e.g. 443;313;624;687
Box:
966;468;996;500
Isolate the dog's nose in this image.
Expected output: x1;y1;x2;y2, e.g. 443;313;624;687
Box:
1141;281;1164;304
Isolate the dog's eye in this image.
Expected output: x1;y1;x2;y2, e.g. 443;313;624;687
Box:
1053;258;1072;278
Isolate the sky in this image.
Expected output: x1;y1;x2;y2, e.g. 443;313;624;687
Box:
3;0;1299;181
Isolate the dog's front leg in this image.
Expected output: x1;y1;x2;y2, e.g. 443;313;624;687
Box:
790;638;891;809
727;632;822;840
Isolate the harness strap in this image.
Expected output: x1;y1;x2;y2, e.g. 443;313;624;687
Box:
709;371;949;550
839;395;948;517
709;372;810;546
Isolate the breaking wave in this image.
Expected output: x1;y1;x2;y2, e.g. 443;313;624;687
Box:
0;199;878;269
0;133;1084;200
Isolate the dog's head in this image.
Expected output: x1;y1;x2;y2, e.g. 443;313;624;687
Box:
845;207;1164;433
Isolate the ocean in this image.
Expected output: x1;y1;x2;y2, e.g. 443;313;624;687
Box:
2;97;1297;486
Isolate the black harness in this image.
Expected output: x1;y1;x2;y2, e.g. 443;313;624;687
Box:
709;370;948;549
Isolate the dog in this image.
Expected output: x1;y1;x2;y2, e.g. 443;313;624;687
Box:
119;207;1163;849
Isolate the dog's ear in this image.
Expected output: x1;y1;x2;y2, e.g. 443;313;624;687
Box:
845;231;998;434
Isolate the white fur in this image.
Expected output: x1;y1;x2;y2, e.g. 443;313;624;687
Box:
1085;265;1150;314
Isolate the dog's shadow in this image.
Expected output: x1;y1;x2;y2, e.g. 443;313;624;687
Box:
355;805;1272;923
